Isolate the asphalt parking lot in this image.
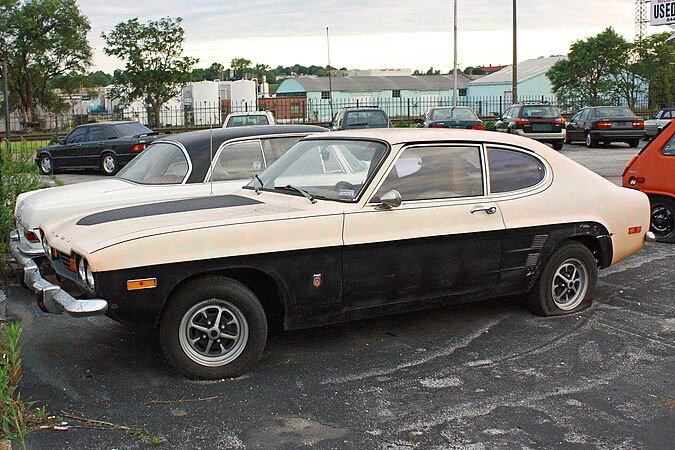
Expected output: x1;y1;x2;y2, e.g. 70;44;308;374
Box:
7;140;674;449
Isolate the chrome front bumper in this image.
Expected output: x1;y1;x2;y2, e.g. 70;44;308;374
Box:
9;230;108;317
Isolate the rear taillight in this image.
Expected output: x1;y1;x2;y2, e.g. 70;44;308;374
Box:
471;125;485;130
516;118;531;126
632;120;644;129
555;117;565;125
597;121;612;129
430;125;444;128
131;143;147;151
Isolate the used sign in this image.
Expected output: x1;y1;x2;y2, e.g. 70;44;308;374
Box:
651;0;675;26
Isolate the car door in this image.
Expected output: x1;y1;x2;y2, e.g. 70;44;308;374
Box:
342;144;505;309
566;111;583;141
60;126;88;167
79;125;107;168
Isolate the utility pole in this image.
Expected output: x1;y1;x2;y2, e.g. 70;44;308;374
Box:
512;0;518;104
326;27;334;121
2;60;10;156
452;0;458;108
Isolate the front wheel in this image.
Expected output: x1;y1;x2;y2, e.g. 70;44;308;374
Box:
552;142;564;151
38;154;53;175
649;195;675;243
159;276;267;379
101;153;118;175
528;241;597;316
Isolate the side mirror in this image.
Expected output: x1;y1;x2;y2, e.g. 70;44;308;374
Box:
59;139;66;145
377;190;402;210
414;118;424;124
323;122;333;128
650;115;656;119
493;113;501;120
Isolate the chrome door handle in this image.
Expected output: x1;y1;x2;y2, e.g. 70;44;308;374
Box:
470;206;497;215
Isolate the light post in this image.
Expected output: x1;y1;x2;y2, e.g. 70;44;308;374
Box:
452;0;458;108
2;60;10;154
512;0;518;104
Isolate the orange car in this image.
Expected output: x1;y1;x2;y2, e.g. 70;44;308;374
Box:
622;119;675;242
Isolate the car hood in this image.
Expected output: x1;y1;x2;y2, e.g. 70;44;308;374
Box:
43;191;323;259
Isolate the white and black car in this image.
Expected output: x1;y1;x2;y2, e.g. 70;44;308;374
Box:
12;125;326;259
17;129;652;379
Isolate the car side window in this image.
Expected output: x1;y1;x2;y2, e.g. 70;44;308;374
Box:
374;145;483;201
261;136;303;167
85;126;105;142
570;113;581;122
65;127;86;144
662;134;675;156
487;147;546;193
210;140;265;181
502;108;512;120
663;110;673;119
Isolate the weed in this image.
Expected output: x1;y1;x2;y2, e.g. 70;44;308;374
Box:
61;412;165;446
0;323;50;449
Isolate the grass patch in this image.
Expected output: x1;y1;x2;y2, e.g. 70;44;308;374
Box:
0;322;51;448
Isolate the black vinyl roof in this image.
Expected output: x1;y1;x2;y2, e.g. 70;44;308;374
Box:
155;125;327;183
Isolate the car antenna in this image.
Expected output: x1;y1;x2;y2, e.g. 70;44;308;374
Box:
209;123;214;196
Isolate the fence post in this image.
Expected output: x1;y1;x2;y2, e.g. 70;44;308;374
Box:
499;96;503;116
407;98;411;126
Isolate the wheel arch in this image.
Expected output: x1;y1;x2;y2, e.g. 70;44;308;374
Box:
163;267;287;332
543;222;613;270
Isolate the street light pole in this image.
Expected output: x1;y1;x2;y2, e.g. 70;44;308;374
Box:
512;0;518;104
453;0;458;108
2;60;10;154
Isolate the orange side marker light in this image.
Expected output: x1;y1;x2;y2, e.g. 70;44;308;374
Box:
127;278;157;290
628;226;642;234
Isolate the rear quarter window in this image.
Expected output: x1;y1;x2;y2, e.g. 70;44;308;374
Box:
488;147;545;193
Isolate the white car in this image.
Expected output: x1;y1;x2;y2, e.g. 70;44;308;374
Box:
222;111;276;128
11;125;326;259
18;128;652;379
644;108;674;139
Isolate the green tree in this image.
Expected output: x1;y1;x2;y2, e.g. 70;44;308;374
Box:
547;27;631;108
0;0;92;126
634;32;675;109
230;58;252;80
87;70;113;87
103;17;197;127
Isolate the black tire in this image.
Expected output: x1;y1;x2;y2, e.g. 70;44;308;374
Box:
626;139;640;148
648;195;675;243
159;276;267;379
552;142;564;151
100;153;118;175
527;241;597;316
585;131;598;148
564;135;572;144
38;154;53;175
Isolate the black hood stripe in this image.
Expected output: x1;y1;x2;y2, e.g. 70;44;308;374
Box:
77;195;262;226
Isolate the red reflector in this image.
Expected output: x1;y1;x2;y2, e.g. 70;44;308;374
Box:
24;230;40;243
632;120;644;129
471;125;485;130
131;143;147;151
430;125;444;128
69;258;77;272
628;226;642;234
598;121;612;129
516;118;530;125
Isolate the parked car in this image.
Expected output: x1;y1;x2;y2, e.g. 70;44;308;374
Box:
622;119;675;242
35;121;161;176
330;107;392;130
11;125;326;260
565;106;645;148
644;107;674;140
17;128;651;379
223;111;276;128
494;102;566;150
416;107;484;130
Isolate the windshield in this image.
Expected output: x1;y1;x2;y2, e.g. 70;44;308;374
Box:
111;122;153;137
594;107;635;118
430;108;478;121
117;142;189;184
344;111;389;128
226;115;270;127
247;139;388;201
521;106;560;119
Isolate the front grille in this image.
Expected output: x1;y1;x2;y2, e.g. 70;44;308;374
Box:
55;250;74;272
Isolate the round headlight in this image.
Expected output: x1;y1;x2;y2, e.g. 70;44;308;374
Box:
86;265;95;290
78;258;86;282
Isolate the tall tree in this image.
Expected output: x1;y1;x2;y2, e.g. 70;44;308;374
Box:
547;27;632;108
103;17;197;127
0;0;92;126
634;32;675;109
230;58;252;80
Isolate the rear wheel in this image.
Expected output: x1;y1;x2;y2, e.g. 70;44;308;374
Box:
159;276;267;379
626;139;640;148
101;153;118;175
552;142;564;151
528;241;597;316
585;131;598;148
38;154;53;175
649;195;675;243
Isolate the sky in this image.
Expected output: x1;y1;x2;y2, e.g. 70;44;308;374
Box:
79;0;664;74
